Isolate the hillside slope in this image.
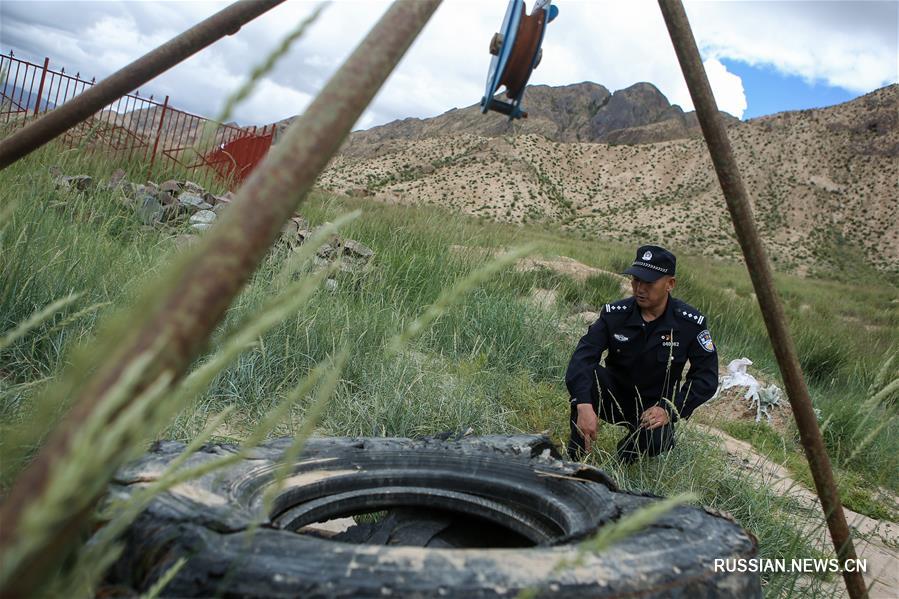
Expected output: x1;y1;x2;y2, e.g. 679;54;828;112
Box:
318;84;898;276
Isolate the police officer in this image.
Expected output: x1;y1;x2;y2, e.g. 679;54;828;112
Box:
565;245;718;462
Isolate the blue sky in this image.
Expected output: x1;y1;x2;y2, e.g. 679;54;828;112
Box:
1;1;896;128
723;59;858;120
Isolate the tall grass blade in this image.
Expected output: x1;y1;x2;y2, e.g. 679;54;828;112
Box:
0;292;82;350
139;557;188;599
261;349;349;518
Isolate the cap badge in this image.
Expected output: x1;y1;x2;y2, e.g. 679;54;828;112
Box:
642;250;653;260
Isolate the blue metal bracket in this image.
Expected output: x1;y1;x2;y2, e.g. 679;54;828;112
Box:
480;0;558;120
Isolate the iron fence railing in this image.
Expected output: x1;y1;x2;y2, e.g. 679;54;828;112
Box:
0;50;273;189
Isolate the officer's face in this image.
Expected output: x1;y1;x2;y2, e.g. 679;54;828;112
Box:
631;275;675;311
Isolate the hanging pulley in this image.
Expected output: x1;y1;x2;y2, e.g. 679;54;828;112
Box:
480;0;559;120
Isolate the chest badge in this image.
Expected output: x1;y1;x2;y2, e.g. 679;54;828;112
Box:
613;333;630;342
697;329;715;352
661;334;680;347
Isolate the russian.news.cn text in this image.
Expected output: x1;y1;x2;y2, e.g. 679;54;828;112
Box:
714;558;867;574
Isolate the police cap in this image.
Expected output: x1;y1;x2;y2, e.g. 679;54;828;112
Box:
623;245;676;282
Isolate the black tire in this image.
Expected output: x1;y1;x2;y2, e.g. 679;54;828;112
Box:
104;435;760;598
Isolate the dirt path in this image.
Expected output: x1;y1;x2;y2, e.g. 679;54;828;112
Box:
696;424;899;598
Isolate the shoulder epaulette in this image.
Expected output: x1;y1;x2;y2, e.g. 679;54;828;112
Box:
604;297;633;315
676;303;706;326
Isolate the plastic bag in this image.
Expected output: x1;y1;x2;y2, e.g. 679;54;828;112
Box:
712;358;782;422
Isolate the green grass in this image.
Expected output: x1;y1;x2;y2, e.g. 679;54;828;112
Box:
1;143;896;596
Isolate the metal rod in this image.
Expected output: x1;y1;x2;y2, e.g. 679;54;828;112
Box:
0;1;441;595
32;57;50;116
0;0;286;169
656;2;866;597
148;95;169;177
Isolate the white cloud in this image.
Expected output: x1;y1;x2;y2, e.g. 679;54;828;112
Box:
1;0;895;128
668;58;747;118
689;0;897;93
238;79;314;125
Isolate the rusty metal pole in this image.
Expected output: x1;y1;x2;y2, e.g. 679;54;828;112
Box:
32;57;50;117
0;1;441;595
0;0;286;170
147;95;170;179
656;1;866;597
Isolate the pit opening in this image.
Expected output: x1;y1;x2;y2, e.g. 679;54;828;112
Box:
268;485;566;548
296;507;536;548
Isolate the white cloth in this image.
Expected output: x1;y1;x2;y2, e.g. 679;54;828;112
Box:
713;358;782;422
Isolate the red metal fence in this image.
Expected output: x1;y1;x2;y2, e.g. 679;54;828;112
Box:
0;50;273;190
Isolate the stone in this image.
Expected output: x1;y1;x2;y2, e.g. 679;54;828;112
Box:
183;180;205;195
281;219;299;239
157;190;177;206
106;169;127;190
310;223;340;247
189;210;217;226
57;174;93;191
325;278;339;292
342;239;374;260
316;243;337;260
211;203;229;215
161;203;189;223
119;183;144;208
135;193;164;225
191;223;212;232
159;180;182;193
339;257;369;274
290;215;309;230
117;182;138;205
178;192;207;213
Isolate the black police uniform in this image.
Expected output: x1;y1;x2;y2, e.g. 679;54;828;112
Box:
565;247;718;462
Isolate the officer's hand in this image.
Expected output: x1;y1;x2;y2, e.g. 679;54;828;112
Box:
576;404;598;451
640;406;669;430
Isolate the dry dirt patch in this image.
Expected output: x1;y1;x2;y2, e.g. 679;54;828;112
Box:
515;255;624;284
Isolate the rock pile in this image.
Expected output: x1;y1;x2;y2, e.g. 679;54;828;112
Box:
280;215;375;275
51;168;376;277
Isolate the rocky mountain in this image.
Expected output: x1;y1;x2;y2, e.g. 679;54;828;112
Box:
317;84;898;276
275;82;736;154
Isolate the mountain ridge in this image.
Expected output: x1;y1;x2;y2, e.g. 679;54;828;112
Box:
316;83;898;277
274;81;739;153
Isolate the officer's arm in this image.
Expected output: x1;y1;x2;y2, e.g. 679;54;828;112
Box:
565;316;610;406
670;327;719;421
